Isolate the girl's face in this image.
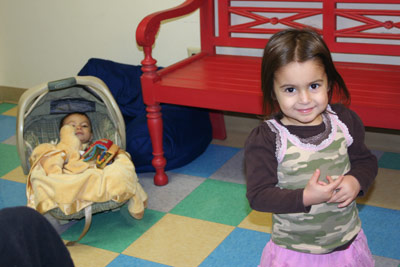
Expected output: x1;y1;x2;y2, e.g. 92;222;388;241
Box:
62;114;93;144
273;59;329;126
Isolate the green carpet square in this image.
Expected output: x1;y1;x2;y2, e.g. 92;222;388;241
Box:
0;103;16;113
170;179;251;226
0;144;21;177
61;206;165;253
378;152;400;170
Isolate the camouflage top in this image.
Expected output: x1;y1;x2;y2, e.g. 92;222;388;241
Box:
266;110;361;254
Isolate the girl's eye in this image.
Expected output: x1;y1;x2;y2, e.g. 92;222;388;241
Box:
310;83;320;90
82;125;89;128
284;87;296;93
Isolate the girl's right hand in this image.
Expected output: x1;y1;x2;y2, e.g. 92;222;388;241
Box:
303;169;344;207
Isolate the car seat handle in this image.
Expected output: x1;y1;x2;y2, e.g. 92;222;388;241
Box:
48;77;77;91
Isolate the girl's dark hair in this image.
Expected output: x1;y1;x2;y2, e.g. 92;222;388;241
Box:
59;112;92;131
261;28;350;116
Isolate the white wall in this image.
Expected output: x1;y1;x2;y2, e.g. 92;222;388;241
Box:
0;0;200;88
2;1;398;89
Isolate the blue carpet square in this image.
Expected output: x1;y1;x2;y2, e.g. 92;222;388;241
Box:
358;204;400;260
0;115;16;142
0;179;27;209
170;144;240;178
378;152;400;170
200;227;269;267
108;254;171;267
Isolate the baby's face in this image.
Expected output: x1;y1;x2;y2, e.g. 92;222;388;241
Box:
62;114;93;144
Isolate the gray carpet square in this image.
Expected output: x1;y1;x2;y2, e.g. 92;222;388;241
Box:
209;149;246;184
138;172;206;213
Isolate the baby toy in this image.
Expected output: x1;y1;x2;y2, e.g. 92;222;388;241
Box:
82;138;120;168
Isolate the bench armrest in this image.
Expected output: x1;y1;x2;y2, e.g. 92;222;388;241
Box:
136;0;203;76
136;0;202;47
136;0;203;77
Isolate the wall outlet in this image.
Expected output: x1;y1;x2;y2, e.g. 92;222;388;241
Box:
187;47;201;57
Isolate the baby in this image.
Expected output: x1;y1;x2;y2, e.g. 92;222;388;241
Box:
60;112;93;151
30;114;92;175
60;112;118;169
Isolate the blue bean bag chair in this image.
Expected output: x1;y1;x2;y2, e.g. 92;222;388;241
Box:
78;58;212;172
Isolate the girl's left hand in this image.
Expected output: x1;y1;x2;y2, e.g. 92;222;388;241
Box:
327;175;361;208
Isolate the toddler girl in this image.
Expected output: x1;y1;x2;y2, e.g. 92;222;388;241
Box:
245;28;377;267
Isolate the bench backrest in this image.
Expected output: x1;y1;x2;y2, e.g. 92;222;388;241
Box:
200;0;400;63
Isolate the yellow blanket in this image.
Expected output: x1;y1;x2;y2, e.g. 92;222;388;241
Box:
26;147;148;220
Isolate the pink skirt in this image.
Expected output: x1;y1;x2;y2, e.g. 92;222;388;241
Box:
259;229;374;267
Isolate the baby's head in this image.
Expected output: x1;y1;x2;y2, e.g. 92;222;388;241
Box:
60;112;93;145
261;28;350;116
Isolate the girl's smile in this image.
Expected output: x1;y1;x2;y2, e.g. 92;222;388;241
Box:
297;108;314;113
273;59;329;126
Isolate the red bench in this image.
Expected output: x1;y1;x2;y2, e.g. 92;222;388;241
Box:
136;0;400;185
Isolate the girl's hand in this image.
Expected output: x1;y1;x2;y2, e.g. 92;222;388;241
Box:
303;169;344;207
328;175;361;208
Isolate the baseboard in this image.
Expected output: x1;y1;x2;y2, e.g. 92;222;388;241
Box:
0;86;27;104
365;131;400;153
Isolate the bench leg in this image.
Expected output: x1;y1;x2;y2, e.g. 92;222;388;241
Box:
209;110;227;140
146;104;168;186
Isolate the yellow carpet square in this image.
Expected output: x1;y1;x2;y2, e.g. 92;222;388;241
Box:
66;242;119;267
2;166;27;183
357;168;400;210
238;210;272;233
3;106;18;116
123;213;234;267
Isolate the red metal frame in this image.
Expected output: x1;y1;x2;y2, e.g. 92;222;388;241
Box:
136;0;400;185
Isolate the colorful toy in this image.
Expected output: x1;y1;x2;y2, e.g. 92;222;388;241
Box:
82;139;120;168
